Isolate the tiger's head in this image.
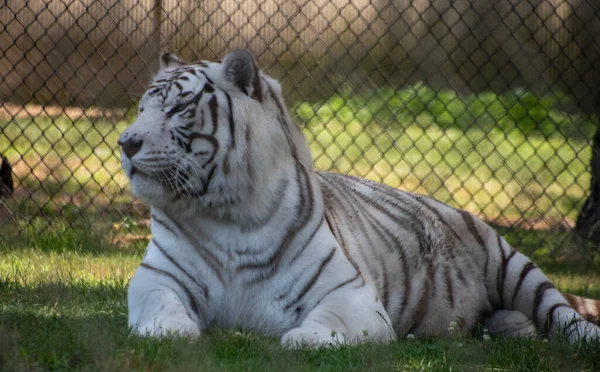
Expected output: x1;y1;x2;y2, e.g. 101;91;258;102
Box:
118;49;312;220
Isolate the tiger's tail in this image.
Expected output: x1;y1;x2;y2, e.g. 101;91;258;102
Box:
484;232;600;342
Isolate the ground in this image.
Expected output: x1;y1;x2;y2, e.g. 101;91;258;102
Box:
1;226;600;371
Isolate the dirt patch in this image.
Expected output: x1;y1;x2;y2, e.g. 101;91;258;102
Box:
0;103;130;120
485;215;575;232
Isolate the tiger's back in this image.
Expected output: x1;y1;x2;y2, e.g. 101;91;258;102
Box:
321;171;600;340
320;171;491;337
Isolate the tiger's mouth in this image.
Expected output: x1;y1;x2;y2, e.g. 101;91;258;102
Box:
130;164;193;193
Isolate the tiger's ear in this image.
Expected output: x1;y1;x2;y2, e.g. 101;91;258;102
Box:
159;51;186;70
222;49;262;101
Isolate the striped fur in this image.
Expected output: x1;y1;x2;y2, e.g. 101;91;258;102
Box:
121;50;600;347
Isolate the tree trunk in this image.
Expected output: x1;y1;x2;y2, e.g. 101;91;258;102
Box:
0;155;13;197
575;92;600;244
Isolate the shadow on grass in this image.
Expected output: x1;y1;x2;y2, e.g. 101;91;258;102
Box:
0;167;148;248
0;311;128;371
2;310;600;371
0;197;149;257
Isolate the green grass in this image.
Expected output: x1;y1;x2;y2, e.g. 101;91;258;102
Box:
1;229;600;371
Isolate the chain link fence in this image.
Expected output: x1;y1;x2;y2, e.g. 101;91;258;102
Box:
1;0;599;255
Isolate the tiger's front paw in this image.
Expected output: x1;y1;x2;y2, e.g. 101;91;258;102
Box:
281;327;348;349
132;318;201;338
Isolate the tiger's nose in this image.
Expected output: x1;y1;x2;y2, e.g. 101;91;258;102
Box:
118;137;143;159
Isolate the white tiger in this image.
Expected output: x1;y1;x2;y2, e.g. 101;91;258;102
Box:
120;49;600;347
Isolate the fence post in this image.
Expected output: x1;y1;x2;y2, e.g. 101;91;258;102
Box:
153;0;163;56
0;155;13;198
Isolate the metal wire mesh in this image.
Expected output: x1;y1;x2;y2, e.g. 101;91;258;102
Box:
1;0;599;254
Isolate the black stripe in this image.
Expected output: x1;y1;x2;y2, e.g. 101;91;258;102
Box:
197;107;205;130
284;248;336;311
238;161;315;281
318;177;384;278
445;266;454;308
176;136;186;149
208;95;219;136
407;279;430;335
532;281;555;328
165;217;225;283
456;268;468;287
495;234;507;308
321;174;423;321
166;86;206;119
360;212;413;312
152;215;177;235
397;239;412;320
286;214;325;264
333;183;414;318
326;310;347;329
427;260;436;297
198;70;214;84
139;262;201;319
166;102;188;119
181;107;195;119
186;132;218;160
382;259;390;311
323;206;361;274
239;178;290;233
413;195;463;243
543;303;572;336
152;238;209;299
191;86;207;105
329;273;362;294
321;174;395;253
500;249;517;308
224;92;236;149
264;81;299;159
222;155;231;175
459;210;490;280
320;176;386;274
174;126;189;138
310;273;365;317
201;164;217;195
222;92;236;176
511;262;537;307
244;126;254;181
349;182;432;257
279;267;362;304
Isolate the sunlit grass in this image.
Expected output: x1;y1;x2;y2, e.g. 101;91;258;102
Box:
298;85;594;224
